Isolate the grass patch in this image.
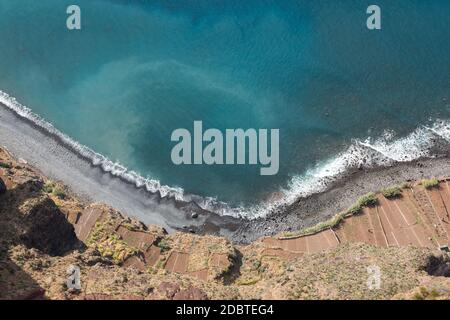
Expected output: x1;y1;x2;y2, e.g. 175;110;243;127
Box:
155;258;167;270
413;287;441;300
421;178;439;190
97;234;139;264
252;260;261;271
281;192;378;238
356;192;378;207
87;221;139;264
156;239;171;253
0;162;11;169
282;211;348;238
42;181;56;193
42;181;66;199
52;186;66;199
381;186;403;199
236;277;260;286
87;221;108;245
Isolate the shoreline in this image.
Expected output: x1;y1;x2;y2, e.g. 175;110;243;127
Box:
235;156;450;243
0;102;241;238
2;100;450;243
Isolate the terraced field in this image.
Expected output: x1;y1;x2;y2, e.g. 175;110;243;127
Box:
2;146;450;300
65;178;450;281
259;181;450;259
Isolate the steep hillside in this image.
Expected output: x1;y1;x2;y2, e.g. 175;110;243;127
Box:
1;147;449;300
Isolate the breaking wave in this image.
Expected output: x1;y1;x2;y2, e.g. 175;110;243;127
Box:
1;89;450;220
249;120;450;218
0;90;186;199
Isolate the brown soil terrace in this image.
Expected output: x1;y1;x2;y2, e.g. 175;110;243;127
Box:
1;146;450;300
270;182;450;252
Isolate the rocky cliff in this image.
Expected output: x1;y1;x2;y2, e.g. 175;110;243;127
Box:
1;147;449;300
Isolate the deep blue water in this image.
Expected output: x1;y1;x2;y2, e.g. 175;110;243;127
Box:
0;0;449;213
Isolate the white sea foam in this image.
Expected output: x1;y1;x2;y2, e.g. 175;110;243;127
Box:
1;89;449;220
0;90;186;200
243;122;450;219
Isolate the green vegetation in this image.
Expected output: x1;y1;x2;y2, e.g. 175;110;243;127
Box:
356;192;378;207
121;221;140;232
87;220;108;245
0;162;11;169
381;186;403;199
52;186;66;199
282;211;348;238
252;260;261;270
421;178;439;190
413;287;441;300
281;192;378;238
155;258;167;270
147;266;157;274
208;243;221;252
156;239;171;252
251;259;268;274
42;181;56;193
87;221;139;264
97;234;139;264
42;181;66;199
236;277;261;286
344;192;378;215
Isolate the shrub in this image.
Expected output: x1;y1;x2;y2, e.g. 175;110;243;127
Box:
156;239;171;252
87;223;139;264
236;277;260;286
413;292;424;300
52;186;66;199
346;192;378;215
381;186;402;199
252;260;262;271
42;181;66;198
98;234;139;264
281;192;378;238
0;162;11;169
413;287;440;300
356;192;378;207
422;178;439;190
281;210;347;238
87;221;107;245
42;181;56;193
346;204;361;215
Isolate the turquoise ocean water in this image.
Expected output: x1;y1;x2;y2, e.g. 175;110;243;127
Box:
0;0;449;218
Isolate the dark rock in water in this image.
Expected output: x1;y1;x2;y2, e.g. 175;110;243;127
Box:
189;229;196;234
0;177;6;194
20;197;79;256
191;212;198;219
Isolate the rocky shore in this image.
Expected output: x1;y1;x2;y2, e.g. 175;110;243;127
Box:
3;102;450;245
235;156;450;243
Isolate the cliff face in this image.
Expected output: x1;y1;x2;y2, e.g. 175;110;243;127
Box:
1;146;449;300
